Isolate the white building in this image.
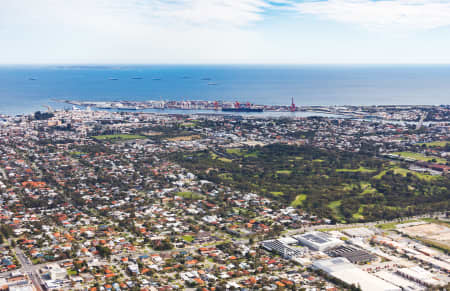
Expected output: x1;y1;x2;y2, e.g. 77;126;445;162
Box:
397;267;444;287
312;258;401;291
128;264;140;275
375;270;426;291
48;264;67;280
294;231;343;251
343;227;375;238
9;285;35;291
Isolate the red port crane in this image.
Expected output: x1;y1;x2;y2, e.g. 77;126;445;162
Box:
290;97;296;112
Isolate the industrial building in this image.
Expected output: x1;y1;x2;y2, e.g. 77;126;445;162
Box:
396;267;444;288
261;239;305;259
312;257;401;291
375;271;426;291
342;227;375;238
326;245;377;264
294;231;343;251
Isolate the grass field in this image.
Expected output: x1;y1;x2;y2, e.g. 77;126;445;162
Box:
352;206;365;220
360;183;378;195
182;235;195;243
328;201;340;209
392;151;447;164
276;170;292;175
226;148;259;158
374;166;439;181
93;134;146;140
291;194;307;207
376;219;419;230
328;200;344;222
244;151;259;158
336;167;376;173
226;148;243;155
420;141;449;147
176;191;204;200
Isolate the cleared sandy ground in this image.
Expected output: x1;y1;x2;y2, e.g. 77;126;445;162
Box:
401;223;450;247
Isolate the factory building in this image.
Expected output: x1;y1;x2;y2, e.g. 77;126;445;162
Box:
312;257;401;291
396;267;444;288
261;239;305;259
342;227;375;238
294;231;343;251
326;245;376;264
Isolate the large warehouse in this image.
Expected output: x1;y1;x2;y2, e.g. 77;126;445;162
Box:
294;231;343;251
312;258;401;291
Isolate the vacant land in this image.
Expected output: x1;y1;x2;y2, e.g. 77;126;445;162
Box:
166;135;201;141
376;220;420;230
398;223;450;251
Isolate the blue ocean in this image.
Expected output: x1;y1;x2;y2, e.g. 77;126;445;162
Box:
0;65;449;115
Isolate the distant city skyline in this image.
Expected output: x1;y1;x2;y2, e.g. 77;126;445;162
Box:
2;0;450;64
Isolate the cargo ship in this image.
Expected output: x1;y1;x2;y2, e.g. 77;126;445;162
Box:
222;108;263;113
222;101;263;113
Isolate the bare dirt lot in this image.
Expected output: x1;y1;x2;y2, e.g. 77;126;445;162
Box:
400;223;450;247
165;135;201;141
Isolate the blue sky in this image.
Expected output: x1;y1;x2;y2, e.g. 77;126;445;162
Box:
2;0;450;64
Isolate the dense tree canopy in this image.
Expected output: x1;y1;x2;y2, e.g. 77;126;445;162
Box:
173;144;449;222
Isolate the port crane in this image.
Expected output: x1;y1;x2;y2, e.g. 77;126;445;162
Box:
290;97;296;112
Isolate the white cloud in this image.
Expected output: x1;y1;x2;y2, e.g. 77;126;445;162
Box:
0;0;280;36
0;0;280;63
141;0;271;26
293;0;450;29
1;0;450;64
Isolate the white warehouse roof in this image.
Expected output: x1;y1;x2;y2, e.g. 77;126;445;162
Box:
294;231;343;251
313;258;401;291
